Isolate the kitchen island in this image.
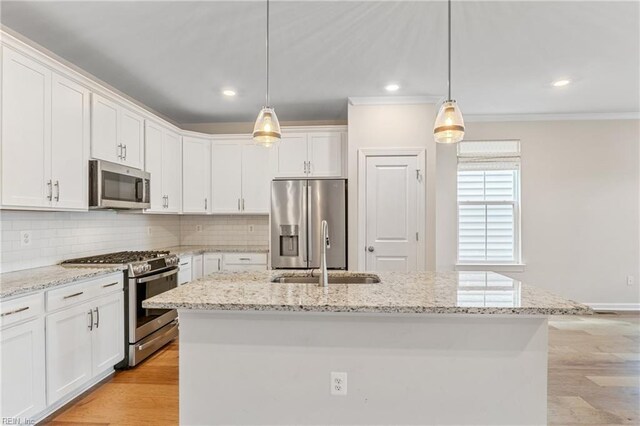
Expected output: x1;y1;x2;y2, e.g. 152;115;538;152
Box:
143;270;589;425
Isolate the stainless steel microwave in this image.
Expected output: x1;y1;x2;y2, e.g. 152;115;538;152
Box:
89;160;150;209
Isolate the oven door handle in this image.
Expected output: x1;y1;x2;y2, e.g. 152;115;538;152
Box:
137;320;179;351
135;268;178;284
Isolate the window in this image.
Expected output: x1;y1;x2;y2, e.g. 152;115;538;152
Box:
457;140;521;264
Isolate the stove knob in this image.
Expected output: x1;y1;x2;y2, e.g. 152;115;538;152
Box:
145;264;152;272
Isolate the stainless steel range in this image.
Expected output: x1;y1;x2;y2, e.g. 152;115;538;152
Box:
63;250;180;367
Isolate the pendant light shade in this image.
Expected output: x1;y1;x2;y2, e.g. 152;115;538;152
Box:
253;106;281;147
434;100;464;144
434;0;464;144
253;0;281;147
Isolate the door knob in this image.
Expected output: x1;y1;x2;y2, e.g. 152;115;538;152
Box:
367;246;375;252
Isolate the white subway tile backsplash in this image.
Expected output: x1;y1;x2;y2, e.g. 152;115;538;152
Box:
0;210;269;273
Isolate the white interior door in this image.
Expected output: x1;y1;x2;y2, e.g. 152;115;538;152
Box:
365;156;418;272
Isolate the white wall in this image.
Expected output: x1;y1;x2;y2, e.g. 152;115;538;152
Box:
436;119;640;305
180;215;269;247
347;102;438;270
0;210;180;273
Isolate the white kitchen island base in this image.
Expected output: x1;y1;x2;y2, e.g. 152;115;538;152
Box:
179;310;548;425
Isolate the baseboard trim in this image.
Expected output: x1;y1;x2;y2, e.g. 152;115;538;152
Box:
585;303;640;312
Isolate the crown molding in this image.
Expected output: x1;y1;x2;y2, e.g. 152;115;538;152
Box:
348;96;443;106
465;112;640;123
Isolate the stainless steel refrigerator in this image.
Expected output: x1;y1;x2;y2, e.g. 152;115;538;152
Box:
271;179;347;269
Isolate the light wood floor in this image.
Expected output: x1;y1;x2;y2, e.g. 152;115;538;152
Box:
42;312;639;425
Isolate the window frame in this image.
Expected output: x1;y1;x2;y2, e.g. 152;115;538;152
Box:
456;165;522;267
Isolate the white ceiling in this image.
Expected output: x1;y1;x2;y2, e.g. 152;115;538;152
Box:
1;1;638;124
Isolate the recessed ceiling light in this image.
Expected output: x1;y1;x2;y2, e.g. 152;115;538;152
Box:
552;79;571;87
385;83;400;92
222;89;237;97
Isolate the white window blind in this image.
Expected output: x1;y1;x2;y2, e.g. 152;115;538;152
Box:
457;141;521;264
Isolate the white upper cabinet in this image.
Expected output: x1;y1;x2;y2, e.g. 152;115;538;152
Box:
51;74;90;210
211;139;270;214
271;131;345;178
272;133;307;178
211;142;242;213
91;93;143;169
241;144;270;213
1;47;89;210
182;135;211;214
145;122;182;213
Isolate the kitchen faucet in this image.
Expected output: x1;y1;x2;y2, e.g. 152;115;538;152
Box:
320;220;330;288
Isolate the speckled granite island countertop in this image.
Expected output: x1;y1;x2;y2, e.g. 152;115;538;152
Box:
143;270;590;315
159;245;269;256
0;265;123;299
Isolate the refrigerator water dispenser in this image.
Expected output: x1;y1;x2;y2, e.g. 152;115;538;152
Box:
279;225;299;257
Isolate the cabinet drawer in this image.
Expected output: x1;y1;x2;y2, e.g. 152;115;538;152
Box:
223;253;267;265
1;292;44;329
179;256;192;268
223;264;267;272
47;273;123;312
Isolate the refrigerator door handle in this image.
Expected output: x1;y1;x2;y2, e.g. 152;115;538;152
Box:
306;181;313;265
301;181;308;263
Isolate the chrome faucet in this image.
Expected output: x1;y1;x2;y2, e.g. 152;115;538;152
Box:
319;220;330;288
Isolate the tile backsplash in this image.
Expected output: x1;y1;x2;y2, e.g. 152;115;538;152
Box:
0;211;269;273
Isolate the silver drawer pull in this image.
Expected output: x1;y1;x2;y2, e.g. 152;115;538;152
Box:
1;306;30;317
63;291;84;299
239;258;251;261
102;282;118;288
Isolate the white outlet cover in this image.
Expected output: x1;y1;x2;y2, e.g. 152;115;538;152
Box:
248;225;255;233
331;372;347;396
196;225;203;232
20;231;32;247
628;275;635;286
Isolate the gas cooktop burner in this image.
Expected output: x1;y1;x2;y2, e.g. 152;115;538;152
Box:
62;250;170;265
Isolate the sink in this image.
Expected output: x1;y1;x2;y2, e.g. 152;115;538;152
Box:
271;275;380;284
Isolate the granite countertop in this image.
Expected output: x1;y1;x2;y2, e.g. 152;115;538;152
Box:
0;265;123;299
160;245;269;256
143;270;591;315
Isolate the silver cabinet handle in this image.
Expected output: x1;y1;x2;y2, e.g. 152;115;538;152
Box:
242;198;245;211
1;306;29;317
46;179;52;201
239;257;251;261
367;246;375;252
88;309;93;331
307;161;311;174
123;144;127;160
94;307;100;328
237;198;241;211
204;198;208;210
102;282;118;288
166;195;169;209
217;259;221;271
54;180;60;202
64;291;84;299
117;144;123;159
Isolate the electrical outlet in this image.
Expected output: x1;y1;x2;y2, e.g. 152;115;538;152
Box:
248;225;255;234
331;372;347;396
627;275;635;286
195;225;202;232
20;231;32;247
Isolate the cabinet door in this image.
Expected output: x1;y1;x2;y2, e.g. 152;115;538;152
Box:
120;108;144;169
242;144;270;214
308;132;343;177
46;301;93;405
203;254;222;276
192;255;203;280
144;122;165;212
91;292;124;376
51;73;90;210
182;136;211;213
0;318;46;420
211;143;242;213
162;130;182;213
272;133;307;178
91;93;119;163
1;47;51;208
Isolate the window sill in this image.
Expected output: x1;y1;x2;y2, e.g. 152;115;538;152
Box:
455;263;526;273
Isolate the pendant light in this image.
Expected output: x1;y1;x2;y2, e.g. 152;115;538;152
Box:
433;0;465;144
253;0;281;147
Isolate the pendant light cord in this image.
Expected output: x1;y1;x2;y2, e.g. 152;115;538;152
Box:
266;0;270;107
448;0;452;101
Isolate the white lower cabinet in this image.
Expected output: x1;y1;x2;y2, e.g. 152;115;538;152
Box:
0;317;46;420
46;287;124;406
192;254;204;280
204;253;223;276
178;256;192;285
